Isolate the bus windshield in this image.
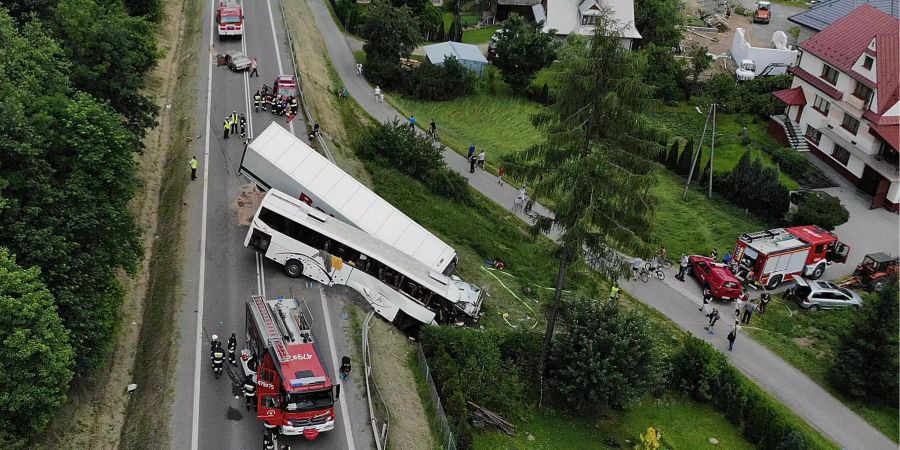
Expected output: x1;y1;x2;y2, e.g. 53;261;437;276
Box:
285;389;333;412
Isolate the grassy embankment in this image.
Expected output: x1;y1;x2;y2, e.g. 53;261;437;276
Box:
747;294;899;442
118;0;202;445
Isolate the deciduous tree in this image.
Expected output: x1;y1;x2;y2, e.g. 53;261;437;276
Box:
493;13;556;94
634;0;683;47
362;1;422;86
0;249;75;449
788;194;849;231
689;46;713;86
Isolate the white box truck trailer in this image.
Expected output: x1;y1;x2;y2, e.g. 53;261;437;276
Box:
240;122;459;276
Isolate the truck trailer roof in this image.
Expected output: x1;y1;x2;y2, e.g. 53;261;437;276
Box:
241;123;457;275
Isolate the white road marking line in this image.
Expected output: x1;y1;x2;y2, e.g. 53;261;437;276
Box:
319;285;356;450
256;253;263;295
239;0;254;139
190;0;216;448
264;0;295;135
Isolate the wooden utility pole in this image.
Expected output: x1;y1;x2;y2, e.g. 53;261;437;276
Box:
683;104;713;200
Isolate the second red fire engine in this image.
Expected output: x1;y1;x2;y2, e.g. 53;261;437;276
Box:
732;225;850;289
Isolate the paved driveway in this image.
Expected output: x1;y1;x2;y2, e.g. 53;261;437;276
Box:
735;0;805;44
822;186;900;279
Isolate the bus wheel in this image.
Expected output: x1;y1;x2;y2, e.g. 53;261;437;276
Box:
284;260;304;278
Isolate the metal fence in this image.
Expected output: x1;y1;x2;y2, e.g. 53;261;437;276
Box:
415;345;458;450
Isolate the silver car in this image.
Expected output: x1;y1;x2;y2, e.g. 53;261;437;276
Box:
789;277;863;310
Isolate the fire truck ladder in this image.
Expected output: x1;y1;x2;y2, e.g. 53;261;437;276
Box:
740;228;784;242
266;295;315;344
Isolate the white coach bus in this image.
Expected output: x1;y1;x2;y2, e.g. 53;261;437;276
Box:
245;189;484;329
240;123;458;276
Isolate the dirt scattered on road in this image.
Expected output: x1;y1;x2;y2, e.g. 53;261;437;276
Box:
236;183;265;225
369;317;435;450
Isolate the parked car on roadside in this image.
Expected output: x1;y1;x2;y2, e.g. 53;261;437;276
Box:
787;277;863;310
688;255;744;301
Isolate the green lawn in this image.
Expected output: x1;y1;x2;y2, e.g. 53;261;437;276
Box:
463;25;499;44
647;104;800;190
389;92;544;173
474;394;756;450
747;294;899;442
651;172;772;258
370;165;558;330
443;12;481;29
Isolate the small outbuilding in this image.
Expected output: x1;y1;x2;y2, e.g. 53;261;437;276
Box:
423;42;489;76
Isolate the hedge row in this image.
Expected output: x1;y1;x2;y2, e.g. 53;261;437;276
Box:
671;336;836;450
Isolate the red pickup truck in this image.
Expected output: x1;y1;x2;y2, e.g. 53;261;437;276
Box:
688;255;744;301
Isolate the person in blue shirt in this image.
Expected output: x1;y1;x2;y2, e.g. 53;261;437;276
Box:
468;143;476;159
409;115;416;129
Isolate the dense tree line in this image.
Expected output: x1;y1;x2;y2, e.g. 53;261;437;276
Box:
0;0;159;444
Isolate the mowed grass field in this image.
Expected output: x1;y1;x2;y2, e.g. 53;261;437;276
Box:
647;104;801;190
474;394;756;450
390;92;543;173
747;293;899;442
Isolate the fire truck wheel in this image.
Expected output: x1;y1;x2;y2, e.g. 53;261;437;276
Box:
766;275;782;289
809;264;825;280
284;260;304;278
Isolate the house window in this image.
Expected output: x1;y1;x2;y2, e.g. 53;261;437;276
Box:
813;95;830;115
581;14;597;25
841;113;860;135
821;64;839;85
852;81;874;104
805;125;822;144
832;144;851;165
862;56;874;70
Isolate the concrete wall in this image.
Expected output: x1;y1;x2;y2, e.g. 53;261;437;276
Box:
730;28;798;75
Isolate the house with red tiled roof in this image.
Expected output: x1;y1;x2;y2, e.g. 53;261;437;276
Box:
771;4;900;211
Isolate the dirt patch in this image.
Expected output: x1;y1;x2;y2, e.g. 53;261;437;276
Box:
236;183;265;225
370;317;435;450
36;0;196;447
792;336;815;349
283;0;371;184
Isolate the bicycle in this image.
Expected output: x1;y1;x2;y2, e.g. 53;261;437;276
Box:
639;263;666;283
656;257;673;269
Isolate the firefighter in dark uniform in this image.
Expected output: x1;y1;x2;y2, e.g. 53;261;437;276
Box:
289;96;298;116
268;94;277;113
226;332;237;365
239;114;247;138
261;92;269;112
243;374;257;411
209;335;225;376
263;430;276;450
253;90;261;113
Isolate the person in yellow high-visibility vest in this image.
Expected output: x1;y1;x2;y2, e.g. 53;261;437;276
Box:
189;156;199;180
609;284;621;301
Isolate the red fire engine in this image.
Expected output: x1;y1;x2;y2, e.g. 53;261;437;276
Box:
732;225;850;289
241;295;340;439
215;2;244;39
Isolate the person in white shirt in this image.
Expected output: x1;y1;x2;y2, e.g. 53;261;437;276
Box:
374;86;382;103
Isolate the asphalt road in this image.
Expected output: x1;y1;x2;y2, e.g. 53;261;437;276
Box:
306;2;896;448
168;0;373;448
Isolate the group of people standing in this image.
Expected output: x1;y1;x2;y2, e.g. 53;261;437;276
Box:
223;111;247;139
253;85;299;119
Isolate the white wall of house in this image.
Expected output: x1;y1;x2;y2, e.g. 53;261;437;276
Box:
731;28;797;75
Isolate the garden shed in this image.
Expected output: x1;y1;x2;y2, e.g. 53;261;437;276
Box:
423;42;489;76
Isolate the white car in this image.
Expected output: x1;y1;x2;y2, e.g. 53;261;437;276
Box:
788;278;863;311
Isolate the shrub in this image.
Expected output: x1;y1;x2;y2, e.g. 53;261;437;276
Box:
354;120;472;202
829;281;899;403
402;56;475;101
788;194;849;230
765;146;835;188
670;336;828;449
549;297;665;412
718;150;790;220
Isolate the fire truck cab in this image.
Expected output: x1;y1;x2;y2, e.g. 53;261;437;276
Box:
733;225;850;289
241;295;339;439
216;2;244;39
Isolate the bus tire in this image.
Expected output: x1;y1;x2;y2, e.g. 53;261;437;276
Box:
284;260;304;278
